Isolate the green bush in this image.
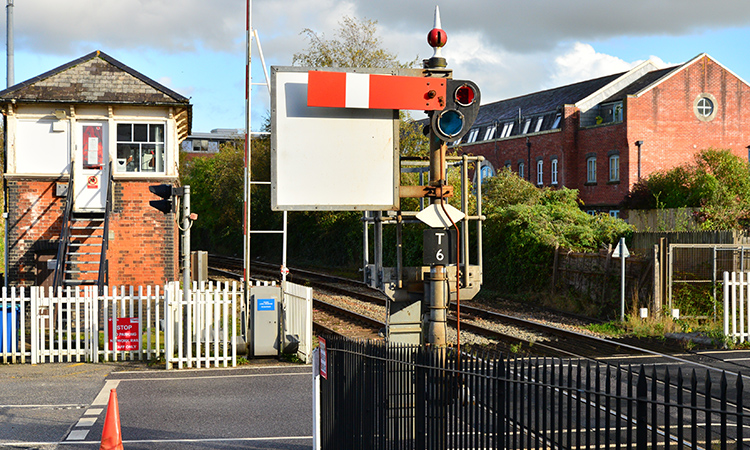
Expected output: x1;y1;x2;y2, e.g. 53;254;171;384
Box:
482;169;633;295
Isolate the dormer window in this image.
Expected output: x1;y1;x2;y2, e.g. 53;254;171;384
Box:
484;125;497;141
500;122;514;138
522;119;531;134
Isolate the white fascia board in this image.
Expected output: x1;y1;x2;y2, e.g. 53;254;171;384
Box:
635;53;750;98
575;59;663;113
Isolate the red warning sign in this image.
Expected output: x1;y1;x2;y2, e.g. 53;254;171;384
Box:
87;175;99;189
107;317;141;351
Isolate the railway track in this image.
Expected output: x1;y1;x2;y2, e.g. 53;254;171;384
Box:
206;254;690;358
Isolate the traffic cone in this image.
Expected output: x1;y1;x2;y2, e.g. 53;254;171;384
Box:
100;388;124;450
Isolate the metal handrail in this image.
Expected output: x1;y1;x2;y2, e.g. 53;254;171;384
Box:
52;165;75;289
97;161;113;294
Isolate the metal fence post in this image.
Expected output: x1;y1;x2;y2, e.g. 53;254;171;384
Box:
636;365;648;450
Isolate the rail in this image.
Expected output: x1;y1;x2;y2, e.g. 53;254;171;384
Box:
96;161;113;294
52;165;75;289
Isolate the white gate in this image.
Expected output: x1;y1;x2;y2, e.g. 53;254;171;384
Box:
165;282;239;369
723;271;750;343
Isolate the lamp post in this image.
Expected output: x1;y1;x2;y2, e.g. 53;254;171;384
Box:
635;140;643;180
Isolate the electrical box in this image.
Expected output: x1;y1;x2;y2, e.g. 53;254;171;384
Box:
249;286;281;357
191;251;208;283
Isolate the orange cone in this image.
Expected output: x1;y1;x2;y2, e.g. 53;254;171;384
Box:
100;388;124;450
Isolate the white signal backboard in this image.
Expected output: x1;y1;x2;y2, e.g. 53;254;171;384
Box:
271;66;413;211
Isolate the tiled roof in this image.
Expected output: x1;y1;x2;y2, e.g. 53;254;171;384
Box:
0;50;189;105
600;66;678;103
474;72;626;126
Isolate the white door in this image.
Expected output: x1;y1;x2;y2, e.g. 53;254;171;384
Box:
74;122;109;212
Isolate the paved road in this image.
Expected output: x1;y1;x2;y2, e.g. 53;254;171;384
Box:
0;360;313;449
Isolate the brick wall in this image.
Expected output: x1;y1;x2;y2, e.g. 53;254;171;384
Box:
6;179;65;285
5;178;177;287
626;55;750;189
110;180;177;286
454;57;750;211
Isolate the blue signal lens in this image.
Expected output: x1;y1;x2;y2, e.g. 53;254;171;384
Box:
437;110;465;137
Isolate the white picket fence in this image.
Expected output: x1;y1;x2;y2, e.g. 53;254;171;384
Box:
723;271;750;343
282;281;314;364
0;281;312;368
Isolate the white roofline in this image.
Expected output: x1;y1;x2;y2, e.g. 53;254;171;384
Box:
575;59;662;113
635;53;750;98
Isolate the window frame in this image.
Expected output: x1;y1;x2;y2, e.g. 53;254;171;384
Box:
551;158;558;185
693;93;718;122
609;153;620;182
115;122;167;174
518;162;525;179
484;125;497;141
534;117;544;133
500;122;514;138
586;156;597;184
536;159;543;185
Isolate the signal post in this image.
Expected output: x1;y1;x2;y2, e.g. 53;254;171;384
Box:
270;7;482;349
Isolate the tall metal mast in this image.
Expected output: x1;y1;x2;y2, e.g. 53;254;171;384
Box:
6;0;13;87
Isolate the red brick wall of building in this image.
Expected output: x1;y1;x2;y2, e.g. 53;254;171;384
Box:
626;56;750;193
6;178;177;287
456;57;750;211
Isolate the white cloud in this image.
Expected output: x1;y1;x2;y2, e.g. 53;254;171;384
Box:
550;43;635;87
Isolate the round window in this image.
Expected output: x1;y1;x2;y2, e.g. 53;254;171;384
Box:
693;94;717;122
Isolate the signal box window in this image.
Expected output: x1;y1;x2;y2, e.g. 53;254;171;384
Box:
117;123;165;173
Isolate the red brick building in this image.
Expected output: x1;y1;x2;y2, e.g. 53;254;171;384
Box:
457;53;750;216
0;51;191;287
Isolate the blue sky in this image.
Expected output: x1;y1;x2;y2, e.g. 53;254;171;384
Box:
3;1;750;134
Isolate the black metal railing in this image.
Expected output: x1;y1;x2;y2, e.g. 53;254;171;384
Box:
52;165;75;289
96;161;113;294
319;336;748;450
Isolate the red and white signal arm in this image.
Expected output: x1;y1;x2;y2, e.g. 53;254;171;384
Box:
307;71;447;111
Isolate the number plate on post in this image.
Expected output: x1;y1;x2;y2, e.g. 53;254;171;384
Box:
423;228;457;265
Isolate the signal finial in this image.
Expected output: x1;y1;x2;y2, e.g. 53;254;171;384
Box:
427;6;447;64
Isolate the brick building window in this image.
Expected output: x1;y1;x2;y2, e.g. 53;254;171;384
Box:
536;159;543;185
694;93;717;122
551;158;558;185
484;125;496;141
551;113;561;129
518;162;525;179
609;154;620;182
586;156;597;183
500;122;514;138
117;123;165;173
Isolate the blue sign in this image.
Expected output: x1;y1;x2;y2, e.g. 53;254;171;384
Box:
257;298;275;311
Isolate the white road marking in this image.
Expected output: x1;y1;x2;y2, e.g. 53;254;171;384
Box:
66;430;89;441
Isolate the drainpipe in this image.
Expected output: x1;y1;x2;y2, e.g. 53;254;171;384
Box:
526;137;532;182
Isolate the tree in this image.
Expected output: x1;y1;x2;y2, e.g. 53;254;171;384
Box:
482;168;633;293
622;148;750;230
293;16;416;69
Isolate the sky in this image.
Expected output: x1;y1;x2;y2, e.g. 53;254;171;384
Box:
2;0;750;134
